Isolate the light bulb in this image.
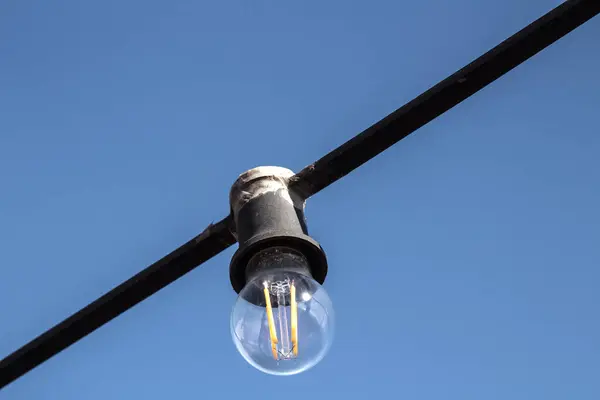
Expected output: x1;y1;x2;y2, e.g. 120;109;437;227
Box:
230;247;334;375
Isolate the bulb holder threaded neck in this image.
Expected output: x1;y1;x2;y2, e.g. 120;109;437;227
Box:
229;166;328;294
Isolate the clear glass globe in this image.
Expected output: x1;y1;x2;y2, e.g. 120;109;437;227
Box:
230;268;334;375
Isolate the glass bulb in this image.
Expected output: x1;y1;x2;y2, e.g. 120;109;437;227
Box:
230;266;334;375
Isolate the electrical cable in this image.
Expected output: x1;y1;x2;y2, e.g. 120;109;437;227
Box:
1;0;598;389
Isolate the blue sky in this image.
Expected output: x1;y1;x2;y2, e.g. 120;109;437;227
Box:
1;0;599;398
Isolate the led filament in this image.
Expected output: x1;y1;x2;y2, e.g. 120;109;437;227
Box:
263;279;299;360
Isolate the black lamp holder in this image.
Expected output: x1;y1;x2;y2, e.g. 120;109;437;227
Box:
229;166;328;295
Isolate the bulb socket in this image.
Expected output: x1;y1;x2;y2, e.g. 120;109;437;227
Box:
229;166;328;294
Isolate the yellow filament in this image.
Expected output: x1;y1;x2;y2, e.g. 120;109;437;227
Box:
263;285;279;360
290;283;298;356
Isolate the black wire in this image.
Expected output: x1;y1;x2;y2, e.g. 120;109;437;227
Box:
0;216;236;389
289;0;600;199
2;0;599;390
